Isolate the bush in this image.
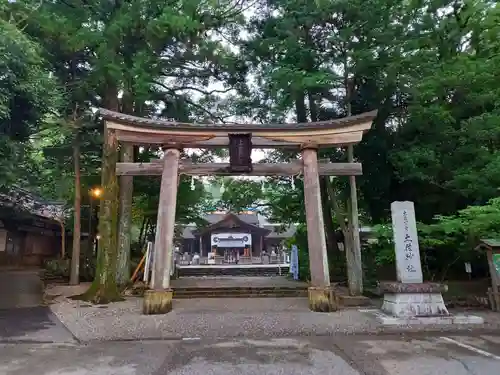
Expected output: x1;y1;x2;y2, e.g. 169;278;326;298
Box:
43;259;70;279
366;198;500;281
287;224;347;282
286;224;310;281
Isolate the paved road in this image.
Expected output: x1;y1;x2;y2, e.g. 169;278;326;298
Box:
0;269;43;309
0;306;76;343
0;269;76;344
1;333;499;374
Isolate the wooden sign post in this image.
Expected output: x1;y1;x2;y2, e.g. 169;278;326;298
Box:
476;239;500;311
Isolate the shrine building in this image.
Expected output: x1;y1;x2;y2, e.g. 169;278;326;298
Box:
178;212;296;264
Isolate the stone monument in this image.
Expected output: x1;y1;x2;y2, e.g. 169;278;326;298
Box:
376;201;484;325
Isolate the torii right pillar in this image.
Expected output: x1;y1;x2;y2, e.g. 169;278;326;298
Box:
302;146;338;312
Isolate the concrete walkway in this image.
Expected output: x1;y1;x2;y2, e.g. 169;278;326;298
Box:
0;269;43;309
0;269;76;344
0;306;76;343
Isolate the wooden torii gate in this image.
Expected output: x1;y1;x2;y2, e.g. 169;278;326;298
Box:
98;108;377;314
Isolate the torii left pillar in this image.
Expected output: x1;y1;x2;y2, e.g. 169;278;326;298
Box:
302;146;338;312
143;148;180;315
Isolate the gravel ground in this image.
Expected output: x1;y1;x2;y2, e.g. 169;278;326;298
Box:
49;297;500;342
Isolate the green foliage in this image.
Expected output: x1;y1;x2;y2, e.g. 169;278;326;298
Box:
0;21;59;139
43;259;70;279
244;0;500;284
386;1;500;218
218;179;264;212
367;224;395;267
369;198;500;280
286;223;347;282
263;177;305;225
3;0;500;290
286;224;311;282
0;17;61;187
133;173;211;227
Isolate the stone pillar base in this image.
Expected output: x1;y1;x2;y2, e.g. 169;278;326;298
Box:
379;282;449;318
308;287;338;312
143;289;173;315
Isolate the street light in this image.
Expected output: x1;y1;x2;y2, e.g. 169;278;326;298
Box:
88;186;102;253
90;187;102;198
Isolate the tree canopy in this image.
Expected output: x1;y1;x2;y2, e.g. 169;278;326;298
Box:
2;0;500;294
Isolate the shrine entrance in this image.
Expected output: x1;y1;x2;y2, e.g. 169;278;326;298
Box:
190;212;271;265
98;108;377;314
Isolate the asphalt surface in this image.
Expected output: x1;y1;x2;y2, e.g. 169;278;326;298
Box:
1;333;500;374
0;269;77;344
0;306;76;343
0;269;43;309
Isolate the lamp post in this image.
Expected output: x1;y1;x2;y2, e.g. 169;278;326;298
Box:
88;187;102;253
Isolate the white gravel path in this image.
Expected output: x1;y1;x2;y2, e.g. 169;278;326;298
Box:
49;297;500;342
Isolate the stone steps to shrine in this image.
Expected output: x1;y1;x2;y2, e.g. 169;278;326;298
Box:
173;286;306;299
177;265;290;278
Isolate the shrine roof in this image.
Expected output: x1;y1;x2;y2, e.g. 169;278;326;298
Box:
98;108;378;132
264;225;297;239
204;213;259;225
192;213;270;236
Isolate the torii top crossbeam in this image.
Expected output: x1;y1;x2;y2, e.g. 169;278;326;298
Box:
98;109;377;149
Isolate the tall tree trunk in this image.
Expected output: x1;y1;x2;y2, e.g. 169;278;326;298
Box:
81;90;122;303
138;216;146;248
320;177;339;253
115;94;135;287
59;220;66;258
294;92;307;123
344;69;363;295
325;177;353;267
116;144;134;286
69;134;81;285
81;127;121;303
347;146;363;295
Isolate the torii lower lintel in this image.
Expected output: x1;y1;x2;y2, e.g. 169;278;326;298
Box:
116;161;363;176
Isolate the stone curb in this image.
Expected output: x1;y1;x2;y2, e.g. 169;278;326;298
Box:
67;324;500;343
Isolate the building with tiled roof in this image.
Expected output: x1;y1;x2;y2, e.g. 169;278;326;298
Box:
177;212;296;259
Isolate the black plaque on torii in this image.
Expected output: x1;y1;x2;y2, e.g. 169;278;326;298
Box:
228;133;252;173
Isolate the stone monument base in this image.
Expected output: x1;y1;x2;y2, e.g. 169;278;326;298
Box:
375;282;484;325
379;282;449;317
360;309;485;325
379;282;449;318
